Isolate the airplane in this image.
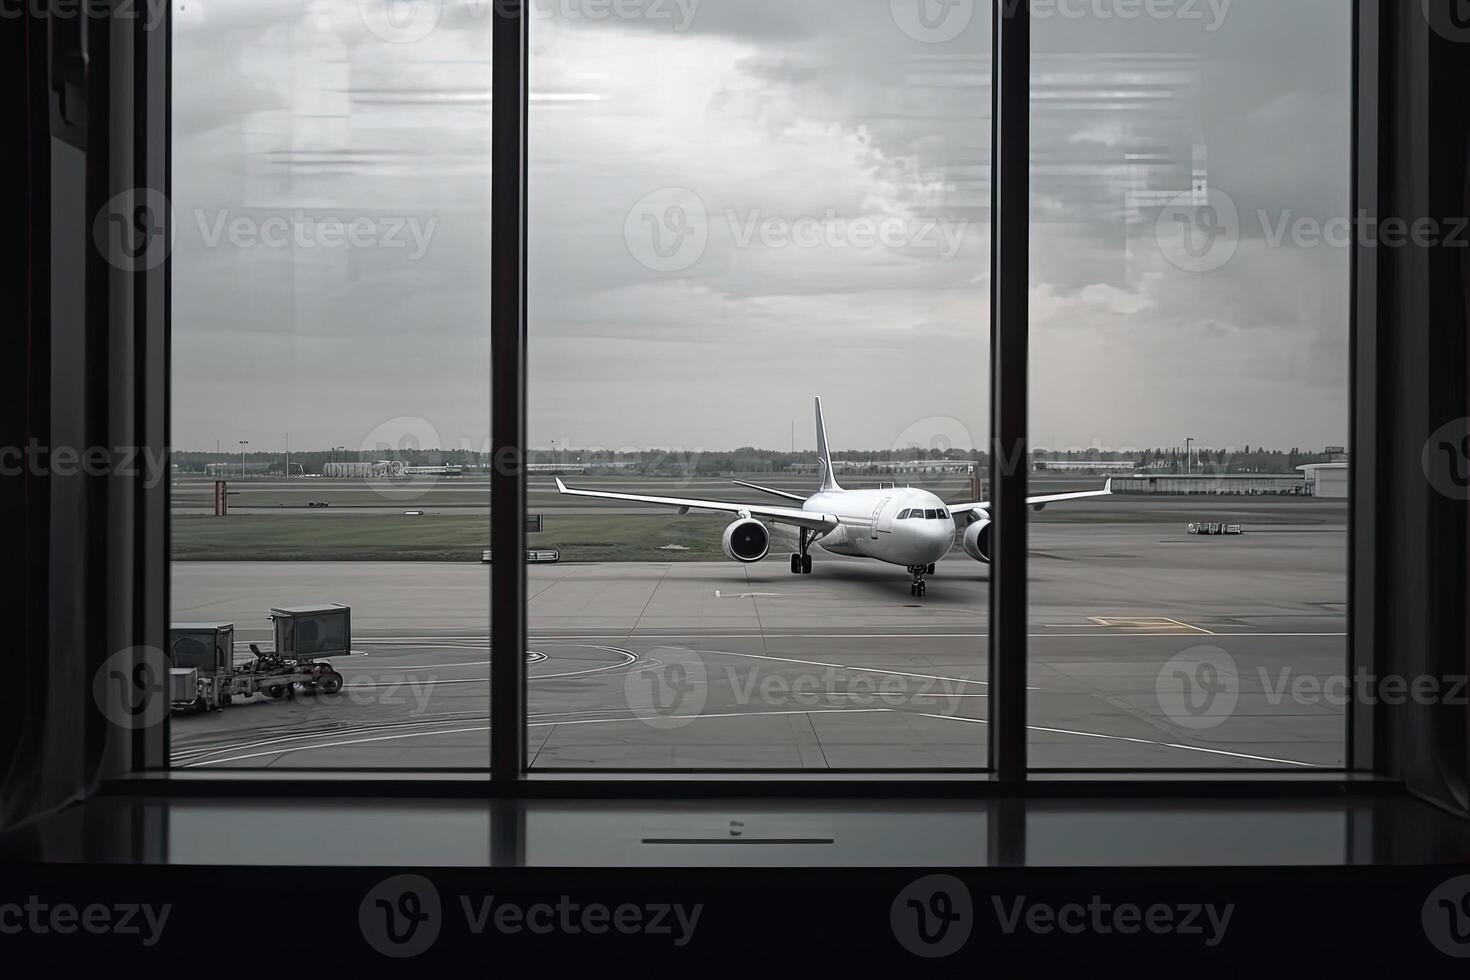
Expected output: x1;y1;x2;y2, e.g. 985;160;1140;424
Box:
554;397;1112;597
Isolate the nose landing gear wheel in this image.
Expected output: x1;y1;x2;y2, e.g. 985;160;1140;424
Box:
907;566;928;597
790;553;801;574
801;555;812;574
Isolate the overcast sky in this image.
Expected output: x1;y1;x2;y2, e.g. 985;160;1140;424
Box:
172;0;1350;456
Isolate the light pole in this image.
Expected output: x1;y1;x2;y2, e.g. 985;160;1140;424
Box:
1185;437;1194;476
238;440;249;477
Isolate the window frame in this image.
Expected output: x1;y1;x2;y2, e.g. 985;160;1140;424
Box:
139;0;1372;791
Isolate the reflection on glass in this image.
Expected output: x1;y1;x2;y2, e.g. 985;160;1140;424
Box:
169;3;493;768
527;1;992;769
1026;0;1350;768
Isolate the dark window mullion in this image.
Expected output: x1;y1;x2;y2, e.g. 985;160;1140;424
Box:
988;0;1030;782
1347;0;1376;775
491;3;528;782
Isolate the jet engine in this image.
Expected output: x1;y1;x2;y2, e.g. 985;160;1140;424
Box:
721;518;770;563
962;519;993;563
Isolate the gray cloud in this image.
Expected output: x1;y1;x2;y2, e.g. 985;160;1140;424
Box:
173;0;1348;454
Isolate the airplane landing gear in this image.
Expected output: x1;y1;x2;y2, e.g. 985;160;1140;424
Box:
790;530;815;574
908;566;928;597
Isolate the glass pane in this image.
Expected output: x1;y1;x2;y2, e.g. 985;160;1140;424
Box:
169;3;493;768
528;1;992;768
1027;0;1350;768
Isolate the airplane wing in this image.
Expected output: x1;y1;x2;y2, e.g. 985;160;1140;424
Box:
554;478;840;533
950;478;1113;517
731;479;807;502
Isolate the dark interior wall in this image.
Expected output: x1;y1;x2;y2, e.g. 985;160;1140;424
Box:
0;6;169;832
0;5;1467;826
1368;0;1470;812
1422;0;1470;814
0;8;54;828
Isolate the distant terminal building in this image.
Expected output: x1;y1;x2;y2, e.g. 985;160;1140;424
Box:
1032;460;1141;472
204;461;275;477
321;462;380;478
320;461;462;478
526;461;638;474
789;459;978;475
788;460;870;475
887;459;978;475
1110;474;1309;495
1298;462;1349;498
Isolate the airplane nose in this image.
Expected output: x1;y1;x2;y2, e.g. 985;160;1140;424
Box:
901;519;953;563
926;520;955;559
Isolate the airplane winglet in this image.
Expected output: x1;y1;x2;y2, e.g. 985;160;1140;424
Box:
1104;478;1113;493
555;477;568;493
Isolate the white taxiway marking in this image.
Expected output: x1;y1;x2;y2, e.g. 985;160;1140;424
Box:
527;631;1345;640
186;708;894;766
178;700;805;764
340;647;639;680
184;704;1320;769
1157;617;1216;636
340;659;491;670
333;644;1004;691
347;677;488;689
916;713;1318;768
704;649;1005;690
822;692;988;698
342;630;1344;643
173;715;486;762
531;647;640;680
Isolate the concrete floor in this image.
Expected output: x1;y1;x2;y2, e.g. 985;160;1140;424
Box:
169;510;1346;770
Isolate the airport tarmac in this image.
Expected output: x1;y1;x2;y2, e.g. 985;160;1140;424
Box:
169;512;1347;772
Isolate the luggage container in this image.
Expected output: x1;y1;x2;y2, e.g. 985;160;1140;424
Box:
169;622;234;710
169;607;356;712
270;603;351;660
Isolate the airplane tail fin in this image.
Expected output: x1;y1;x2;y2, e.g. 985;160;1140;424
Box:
814;397;843;492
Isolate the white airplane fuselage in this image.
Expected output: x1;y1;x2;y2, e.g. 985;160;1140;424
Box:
803;487;958;568
554;397;1108;595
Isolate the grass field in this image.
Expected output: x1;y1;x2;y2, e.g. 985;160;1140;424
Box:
171;513;740;561
170;476;1344;561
